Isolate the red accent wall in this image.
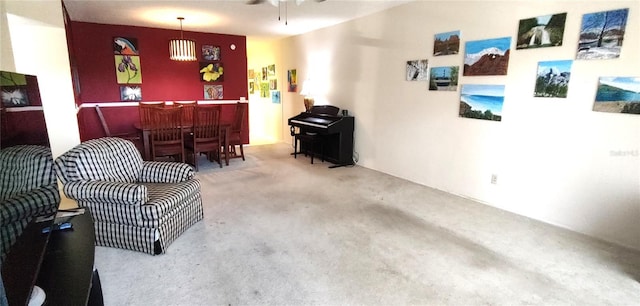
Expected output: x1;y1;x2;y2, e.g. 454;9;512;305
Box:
68;21;248;142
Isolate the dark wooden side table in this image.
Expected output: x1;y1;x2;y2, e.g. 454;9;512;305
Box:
2;210;103;305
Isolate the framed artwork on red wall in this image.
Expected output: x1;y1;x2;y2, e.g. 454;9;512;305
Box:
115;55;142;84
199;62;224;82
113;37;139;55
202;45;220;61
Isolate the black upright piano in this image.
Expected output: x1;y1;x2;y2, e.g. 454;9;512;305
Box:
288;111;354;167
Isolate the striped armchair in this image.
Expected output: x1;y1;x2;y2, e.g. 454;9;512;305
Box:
54;137;203;255
1;145;60;260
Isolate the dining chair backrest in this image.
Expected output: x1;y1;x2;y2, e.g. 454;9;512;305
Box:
139;101;165;129
232;102;248;133
149;106;183;143
174;101;197;127
193;105;221;141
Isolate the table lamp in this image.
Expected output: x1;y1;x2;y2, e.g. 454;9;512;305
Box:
299;79;315;112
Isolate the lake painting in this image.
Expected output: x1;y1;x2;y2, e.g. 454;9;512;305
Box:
593;77;640;114
459;84;505;121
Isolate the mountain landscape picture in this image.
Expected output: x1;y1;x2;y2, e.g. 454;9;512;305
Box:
593;77;640;114
463;37;511;76
433;30;461;56
577;8;628;60
459;84;505;121
516;13;567;49
534;60;572;98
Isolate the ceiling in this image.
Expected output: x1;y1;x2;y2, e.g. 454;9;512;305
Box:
63;0;412;40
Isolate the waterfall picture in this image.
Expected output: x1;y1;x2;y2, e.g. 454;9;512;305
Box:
577;8;628;60
433;30;461;56
534;60;572;98
429;66;459;91
463;37;511;76
593;77;640;115
459;84;505;121
516;13;567;49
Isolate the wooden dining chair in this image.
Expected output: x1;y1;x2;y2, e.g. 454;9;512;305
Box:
149;106;185;162
173;101;197;127
139;101;165;129
227;102;248;161
185;105;222;170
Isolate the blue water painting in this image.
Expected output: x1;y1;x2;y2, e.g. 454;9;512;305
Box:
593;77;640;114
460;84;505;121
595;77;640;102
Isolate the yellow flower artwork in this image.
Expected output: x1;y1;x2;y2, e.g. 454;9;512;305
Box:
199;62;224;82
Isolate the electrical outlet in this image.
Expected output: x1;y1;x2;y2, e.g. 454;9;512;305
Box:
491;174;498;184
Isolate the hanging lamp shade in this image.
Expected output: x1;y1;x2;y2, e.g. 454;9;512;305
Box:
169;17;197;61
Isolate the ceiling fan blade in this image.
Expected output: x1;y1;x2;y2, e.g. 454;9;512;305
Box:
246;0;264;4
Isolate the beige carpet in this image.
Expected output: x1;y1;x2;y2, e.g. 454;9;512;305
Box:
94;143;640;305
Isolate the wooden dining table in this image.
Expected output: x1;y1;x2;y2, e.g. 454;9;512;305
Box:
134;122;231;166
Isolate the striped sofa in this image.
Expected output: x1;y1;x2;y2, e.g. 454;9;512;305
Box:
0;145;60;260
54;137;203;255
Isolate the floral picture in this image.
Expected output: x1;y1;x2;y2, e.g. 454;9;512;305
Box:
464;37;511;76
269;79;277;90
577;8;628;60
248;69;255;79
406;59;428;81
433;31;460;56
113;37;139;55
115;55;142;84
199;62;223;82
288;69;297;92
429;66;459;91
593;77;640;114
202;45;221;61
516;13;567;49
534;60;572;98
459;84;505;121
261;67;268;80
204;84;223;100
271;90;281;104
267;64;276;76
120;85;142;101
249;81;255;94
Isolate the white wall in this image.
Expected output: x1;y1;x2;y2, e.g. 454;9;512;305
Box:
276;1;640;250
0;0;80;157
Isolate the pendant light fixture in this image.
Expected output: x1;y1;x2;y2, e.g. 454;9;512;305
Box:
169;17;197;61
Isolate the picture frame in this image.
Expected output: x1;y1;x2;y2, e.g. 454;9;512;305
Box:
202;45;221;61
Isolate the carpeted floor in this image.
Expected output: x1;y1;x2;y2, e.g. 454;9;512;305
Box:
95;143;640;305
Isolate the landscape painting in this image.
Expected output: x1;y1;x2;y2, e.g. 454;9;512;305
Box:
593;77;640;114
463;37;511;76
429;66;459;91
433;30;460;56
577;8;628;60
406;59;429;81
516;13;567;49
534;60;572;98
459;84;505;121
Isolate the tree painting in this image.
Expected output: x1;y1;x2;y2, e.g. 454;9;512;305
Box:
577;8;628;60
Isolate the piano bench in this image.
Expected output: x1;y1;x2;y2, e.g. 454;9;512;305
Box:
294;132;325;164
